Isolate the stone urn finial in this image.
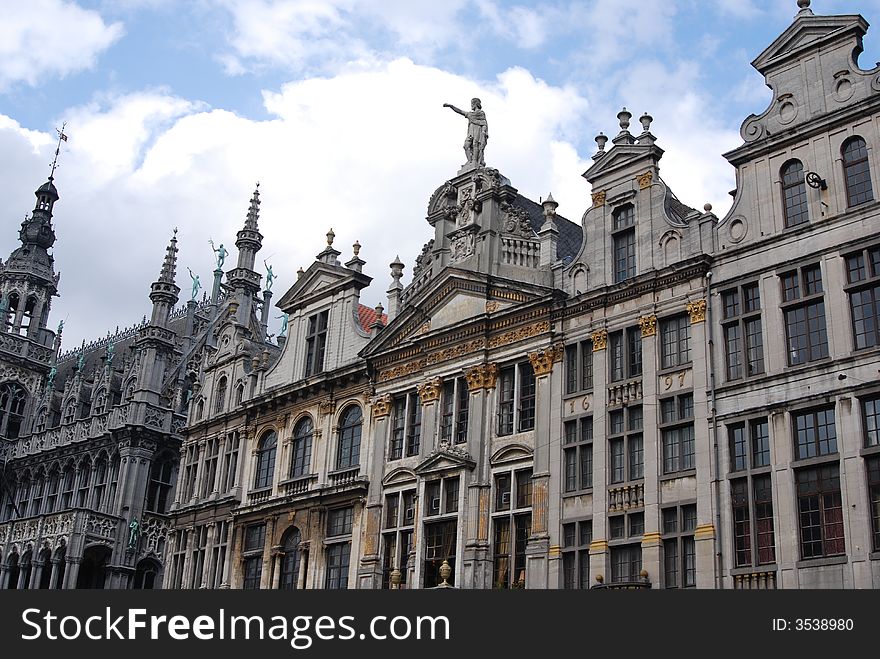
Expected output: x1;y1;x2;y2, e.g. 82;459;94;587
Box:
439;559;452;585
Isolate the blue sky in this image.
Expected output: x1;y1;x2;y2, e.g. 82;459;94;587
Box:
1;0;879;350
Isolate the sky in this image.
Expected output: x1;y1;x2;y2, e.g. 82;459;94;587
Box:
1;0;879;351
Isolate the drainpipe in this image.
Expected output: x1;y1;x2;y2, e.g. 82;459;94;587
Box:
706;270;724;589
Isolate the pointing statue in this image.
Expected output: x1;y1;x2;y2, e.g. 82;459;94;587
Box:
443;98;489;168
187;267;201;301
264;260;276;291
209;240;228;269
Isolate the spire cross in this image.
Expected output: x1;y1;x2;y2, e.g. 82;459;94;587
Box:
49;122;68;181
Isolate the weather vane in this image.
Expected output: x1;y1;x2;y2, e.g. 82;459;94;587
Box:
49;122;69;180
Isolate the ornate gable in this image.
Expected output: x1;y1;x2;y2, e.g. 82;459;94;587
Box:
414;443;477;476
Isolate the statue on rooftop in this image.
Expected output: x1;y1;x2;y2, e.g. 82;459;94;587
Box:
187;267;201;301
264;260;276;291
443;98;489;168
209;240;228;269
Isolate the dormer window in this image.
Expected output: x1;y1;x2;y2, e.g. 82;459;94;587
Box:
612;204;636;283
843;137;874;207
304;310;329;377
781;160;809;228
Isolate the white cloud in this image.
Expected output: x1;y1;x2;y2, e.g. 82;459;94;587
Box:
0;0;123;90
0;59;595;348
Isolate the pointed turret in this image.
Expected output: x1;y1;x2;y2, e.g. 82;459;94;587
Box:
148;229;181;327
226;184;265;326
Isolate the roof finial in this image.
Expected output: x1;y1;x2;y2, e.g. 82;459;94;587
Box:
327;228;335;246
49;122;68;181
796;0;812;15
159;228;179;283
245;184;261;230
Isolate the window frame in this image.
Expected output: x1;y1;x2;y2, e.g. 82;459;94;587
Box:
491;467;533;589
659;315;691;370
660;393;695;476
563;415;593;493
843;245;880;350
611;204;637;284
780;264;829;366
781;159;809;228
497;362;536;436
721;282;765;381
304;310;329;377
564;339;594;395
842;136;874;208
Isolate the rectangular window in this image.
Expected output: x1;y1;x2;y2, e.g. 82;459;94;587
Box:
242;523;265;590
563;416;593;492
793;408;837;460
796;464;844;559
492;467;533;588
608;407;643;483
864;396;880;448
325;543;350;590
845;247;880;350
610;544;642;583
201;438;219;498
729;418;770;472
327;507;353;537
565;340;593;395
867;456;880;552
424;520;457;588
440;378;470;445
660;393;695;474
304;310;329;377
610;327;642;382
781;265;829;366
424;476;459;518
498;362;536;436
561;520;592;589
210;521;228;589
221;431;240;492
662;504;697;588
612;204;636;284
722;283;765;380
732;475;776;568
390;392;422;460
660;315;691;370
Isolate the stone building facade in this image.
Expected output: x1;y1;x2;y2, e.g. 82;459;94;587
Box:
2;0;879;590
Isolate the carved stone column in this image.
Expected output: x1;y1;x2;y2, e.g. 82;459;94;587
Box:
62;557;81;589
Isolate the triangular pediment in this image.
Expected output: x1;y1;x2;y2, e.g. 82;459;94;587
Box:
752;14;866;73
275;261;371;312
361;268;553;357
414;445;477;475
582;143;664;184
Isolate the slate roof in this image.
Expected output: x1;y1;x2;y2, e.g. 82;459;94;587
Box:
514;193;583;265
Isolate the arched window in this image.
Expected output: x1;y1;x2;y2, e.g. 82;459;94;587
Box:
195;398;204;422
214;376;227;414
254;430;277;489
34;406;48;433
107;454;120;512
19;549;32;589
38;546;52;589
0;382;28;439
22;297;36;335
336;406;362;470
76;457;92;507
133;559;161;589
60;462;75;509
93;455;108;511
5;550;19;589
843;136;874;207
16;472;31;517
52;542;66;589
45;466;60;513
5;293;19;332
31;471;45;516
781;160;809;228
235;382;244;407
62;399;77;425
290;417;313;478
92;389;108;416
278;527;302;590
146;455;175;513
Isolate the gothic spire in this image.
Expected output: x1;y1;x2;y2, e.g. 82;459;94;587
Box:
244;183;260;231
159;228;179;284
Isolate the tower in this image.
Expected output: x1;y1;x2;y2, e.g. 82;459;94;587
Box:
225;185;264;327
